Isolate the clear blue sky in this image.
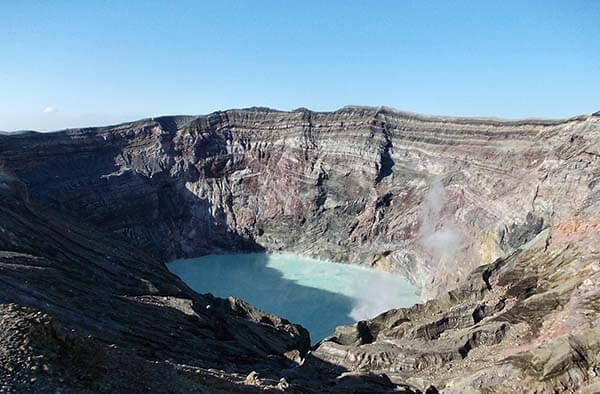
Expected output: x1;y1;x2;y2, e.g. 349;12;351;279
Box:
1;1;599;131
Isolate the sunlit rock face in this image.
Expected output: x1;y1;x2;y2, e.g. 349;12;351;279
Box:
168;253;420;342
2;107;599;300
1;107;600;392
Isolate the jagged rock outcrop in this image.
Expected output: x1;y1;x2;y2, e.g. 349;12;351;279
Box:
309;227;600;392
1;106;599;392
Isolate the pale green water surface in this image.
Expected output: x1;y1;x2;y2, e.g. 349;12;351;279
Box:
168;253;420;342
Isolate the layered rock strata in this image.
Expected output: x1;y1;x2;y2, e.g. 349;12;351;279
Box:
1;106;599;392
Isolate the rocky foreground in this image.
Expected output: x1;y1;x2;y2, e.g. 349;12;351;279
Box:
0;106;599;392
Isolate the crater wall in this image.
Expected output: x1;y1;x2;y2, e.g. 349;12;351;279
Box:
2;107;599;299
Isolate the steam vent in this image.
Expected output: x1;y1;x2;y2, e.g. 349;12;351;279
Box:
1;106;600;392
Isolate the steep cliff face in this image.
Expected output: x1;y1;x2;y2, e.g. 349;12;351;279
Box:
2;107;599;298
1;107;599;392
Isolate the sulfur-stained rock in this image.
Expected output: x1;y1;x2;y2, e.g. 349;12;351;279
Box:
1;106;599;392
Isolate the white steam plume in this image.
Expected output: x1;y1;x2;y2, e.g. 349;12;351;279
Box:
347;177;464;321
349;270;418;321
420;178;463;271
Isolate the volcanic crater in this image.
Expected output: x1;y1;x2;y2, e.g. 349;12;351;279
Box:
1;106;599;392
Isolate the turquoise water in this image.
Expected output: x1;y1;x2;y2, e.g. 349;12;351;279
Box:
168;253;420;342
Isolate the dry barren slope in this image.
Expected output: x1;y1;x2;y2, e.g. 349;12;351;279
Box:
1;106;599;392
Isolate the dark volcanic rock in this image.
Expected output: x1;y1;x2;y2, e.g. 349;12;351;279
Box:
1;106;600;392
0;170;310;392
